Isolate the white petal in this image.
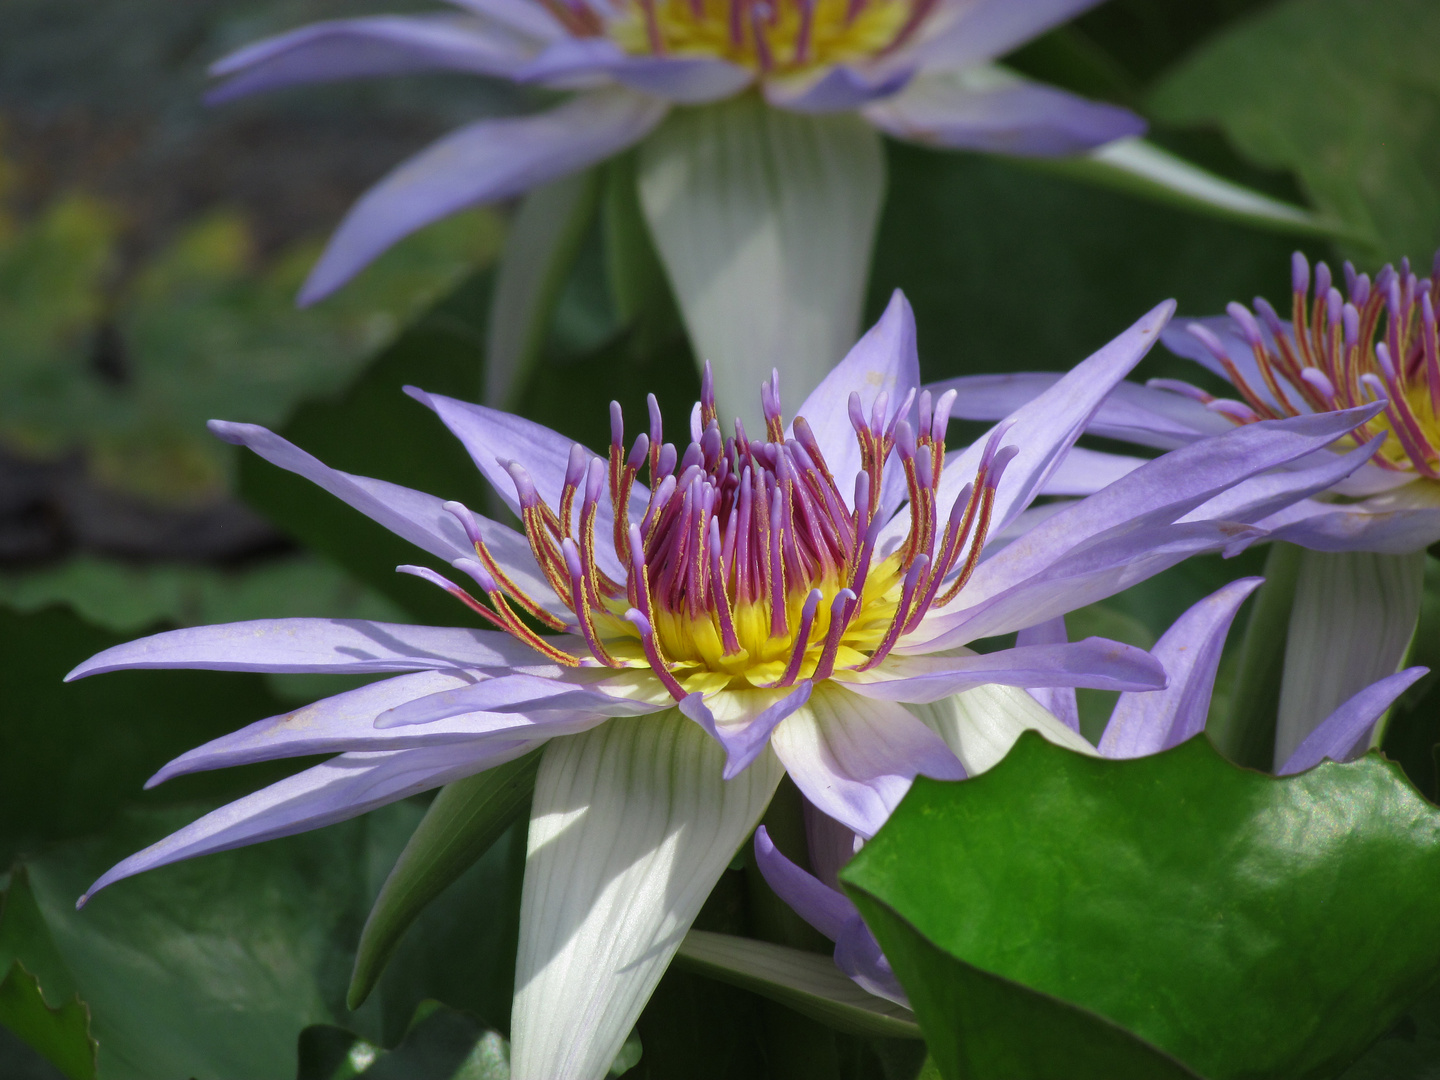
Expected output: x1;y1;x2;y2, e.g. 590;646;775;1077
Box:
511;711;783;1080
1275;548;1425;765
907;683;1097;776
637;94;884;431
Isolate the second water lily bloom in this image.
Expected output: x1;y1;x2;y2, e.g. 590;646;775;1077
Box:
63;294;1380;1080
929;248;1438;764
756;576;1430;1008
208;0;1146;420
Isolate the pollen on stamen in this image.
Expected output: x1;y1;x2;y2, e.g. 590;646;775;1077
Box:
1185;249;1440;479
405;377;1011;700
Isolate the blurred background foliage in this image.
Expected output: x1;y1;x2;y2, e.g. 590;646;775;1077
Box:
1;0;1438;1077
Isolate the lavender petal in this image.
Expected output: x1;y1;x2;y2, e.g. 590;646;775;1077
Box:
842;638;1165;704
769;685;964;839
207;15;538;104
79;741;538;906
299;88;667;304
753;824;857;941
208;419;563;614
681;683;814;779
1017;616;1079;731
66;618;545;680
1278;667;1429;775
864;68;1145;157
1099;578;1262;759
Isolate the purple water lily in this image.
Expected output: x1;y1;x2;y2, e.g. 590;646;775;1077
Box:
755;576;1428;1007
929;248;1438;764
211;0;1144;306
65;294;1379;1080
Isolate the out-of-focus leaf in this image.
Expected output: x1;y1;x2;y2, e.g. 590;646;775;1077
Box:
0;553;405;634
870;144;1298;386
350;752;541;1010
1149;0;1440;260
19;802;422;1080
13;794;524;1080
0;175;501;506
843;734;1440;1080
0;965;95;1080
673;931;920;1040
484;171;599;408
0;868;94;1080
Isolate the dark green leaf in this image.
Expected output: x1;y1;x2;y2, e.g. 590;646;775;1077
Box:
843;733;1440;1080
869;143;1300;389
1337;982;1440;1080
297;1003;510;1080
0;603;299;865
350;751;541;1010
1149;0;1440;260
0;965;96;1080
843;905;1200;1080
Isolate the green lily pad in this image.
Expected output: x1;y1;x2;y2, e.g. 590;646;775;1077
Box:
0;964;95;1080
1149;0;1440;261
842;733;1440;1080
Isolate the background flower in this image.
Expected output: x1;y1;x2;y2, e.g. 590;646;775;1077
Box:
204;0;1326;426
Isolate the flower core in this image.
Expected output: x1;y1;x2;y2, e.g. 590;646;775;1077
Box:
1176;251;1440;480
554;0;927;75
424;368;1011;700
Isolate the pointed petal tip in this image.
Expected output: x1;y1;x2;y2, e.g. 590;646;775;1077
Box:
402;384;434;409
206;418;253;445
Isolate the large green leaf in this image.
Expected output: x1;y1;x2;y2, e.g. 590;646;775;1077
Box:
843;733;1440;1080
844;908;1200;1080
0;965;95;1080
1148;0;1440;260
4;794;524;1079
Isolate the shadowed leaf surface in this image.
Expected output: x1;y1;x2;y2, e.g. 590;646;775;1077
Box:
844;734;1440;1080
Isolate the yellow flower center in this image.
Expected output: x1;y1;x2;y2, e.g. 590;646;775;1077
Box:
605;0;920;74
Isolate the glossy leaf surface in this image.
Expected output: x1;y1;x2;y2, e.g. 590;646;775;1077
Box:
843;733;1440;1080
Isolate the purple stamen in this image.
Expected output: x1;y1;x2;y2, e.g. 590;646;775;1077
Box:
811;589;858;681
773;588;822;687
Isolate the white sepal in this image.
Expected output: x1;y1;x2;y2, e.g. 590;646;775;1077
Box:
907;683;1097;776
637;95;885;430
1276;548;1425;764
510;710;784;1080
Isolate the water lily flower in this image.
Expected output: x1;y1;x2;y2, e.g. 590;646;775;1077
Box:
207;0;1145;417
65;294;1379;1080
755;575;1429;1007
928;249;1437;763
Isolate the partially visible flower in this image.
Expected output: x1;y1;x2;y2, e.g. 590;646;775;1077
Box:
925;249;1438;765
932;250;1440;555
64;296;1374;1080
755;576;1429;1005
210;0;1143;306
